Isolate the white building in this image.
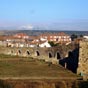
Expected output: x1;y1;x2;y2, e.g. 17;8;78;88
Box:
83;36;88;39
39;41;51;47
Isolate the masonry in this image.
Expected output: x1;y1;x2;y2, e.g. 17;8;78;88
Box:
77;40;88;80
0;45;72;64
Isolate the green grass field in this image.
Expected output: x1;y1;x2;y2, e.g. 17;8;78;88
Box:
0;54;79;79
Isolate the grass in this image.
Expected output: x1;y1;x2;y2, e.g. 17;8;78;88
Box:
0;54;27;59
0;54;79;79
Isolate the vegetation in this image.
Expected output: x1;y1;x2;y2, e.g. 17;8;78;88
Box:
72;81;88;88
0;80;11;88
48;41;59;47
0;54;33;60
71;34;78;41
0;54;77;78
0;54;87;88
78;81;88;88
79;34;83;38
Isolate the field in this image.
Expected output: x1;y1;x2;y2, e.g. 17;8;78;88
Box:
0;54;79;80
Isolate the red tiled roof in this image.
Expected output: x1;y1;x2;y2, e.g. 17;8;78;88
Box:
14;33;29;38
14;33;28;36
40;32;69;37
0;35;25;41
57;32;69;36
0;36;6;41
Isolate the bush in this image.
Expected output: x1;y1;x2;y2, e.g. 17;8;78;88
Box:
48;41;59;47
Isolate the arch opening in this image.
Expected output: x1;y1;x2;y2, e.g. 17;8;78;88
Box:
11;50;13;54
27;51;30;55
36;51;40;56
18;50;21;54
49;53;52;58
57;52;61;59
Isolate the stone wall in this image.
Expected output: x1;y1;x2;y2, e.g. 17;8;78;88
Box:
0;46;71;64
77;40;88;80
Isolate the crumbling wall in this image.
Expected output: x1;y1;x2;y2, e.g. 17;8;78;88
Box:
77;41;88;79
0;46;71;64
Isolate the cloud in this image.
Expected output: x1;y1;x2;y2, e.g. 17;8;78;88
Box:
18;25;33;30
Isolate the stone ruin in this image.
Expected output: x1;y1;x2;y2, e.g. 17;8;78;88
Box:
77;40;88;80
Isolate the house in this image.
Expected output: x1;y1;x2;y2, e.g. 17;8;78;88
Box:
27;42;37;47
0;35;27;47
0;32;71;47
0;36;7;46
27;39;51;48
83;36;88;39
14;33;29;39
39;41;51;47
39;32;71;44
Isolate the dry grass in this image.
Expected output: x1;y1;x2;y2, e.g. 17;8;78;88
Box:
0;54;78;79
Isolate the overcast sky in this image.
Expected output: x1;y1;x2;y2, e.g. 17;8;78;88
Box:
0;0;88;30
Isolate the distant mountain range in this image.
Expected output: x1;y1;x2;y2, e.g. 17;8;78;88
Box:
0;30;88;36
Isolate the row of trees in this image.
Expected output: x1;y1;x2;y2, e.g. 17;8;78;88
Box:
71;34;83;41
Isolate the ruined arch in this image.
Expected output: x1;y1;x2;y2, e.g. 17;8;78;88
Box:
48;52;53;58
26;50;30;55
56;52;61;59
17;50;21;55
36;51;40;56
11;50;13;54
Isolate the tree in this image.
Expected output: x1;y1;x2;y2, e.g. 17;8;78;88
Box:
79;34;83;38
48;41;59;47
71;34;78;41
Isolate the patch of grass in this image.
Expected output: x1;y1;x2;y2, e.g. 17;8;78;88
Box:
0;60;78;78
0;54;79;79
0;54;23;58
0;54;33;60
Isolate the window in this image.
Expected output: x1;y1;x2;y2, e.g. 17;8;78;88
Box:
54;39;56;41
45;36;47;39
64;39;66;41
50;36;52;38
59;36;61;39
64;36;66;38
50;39;53;41
54;36;57;38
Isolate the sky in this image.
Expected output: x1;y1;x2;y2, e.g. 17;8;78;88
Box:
0;0;88;30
